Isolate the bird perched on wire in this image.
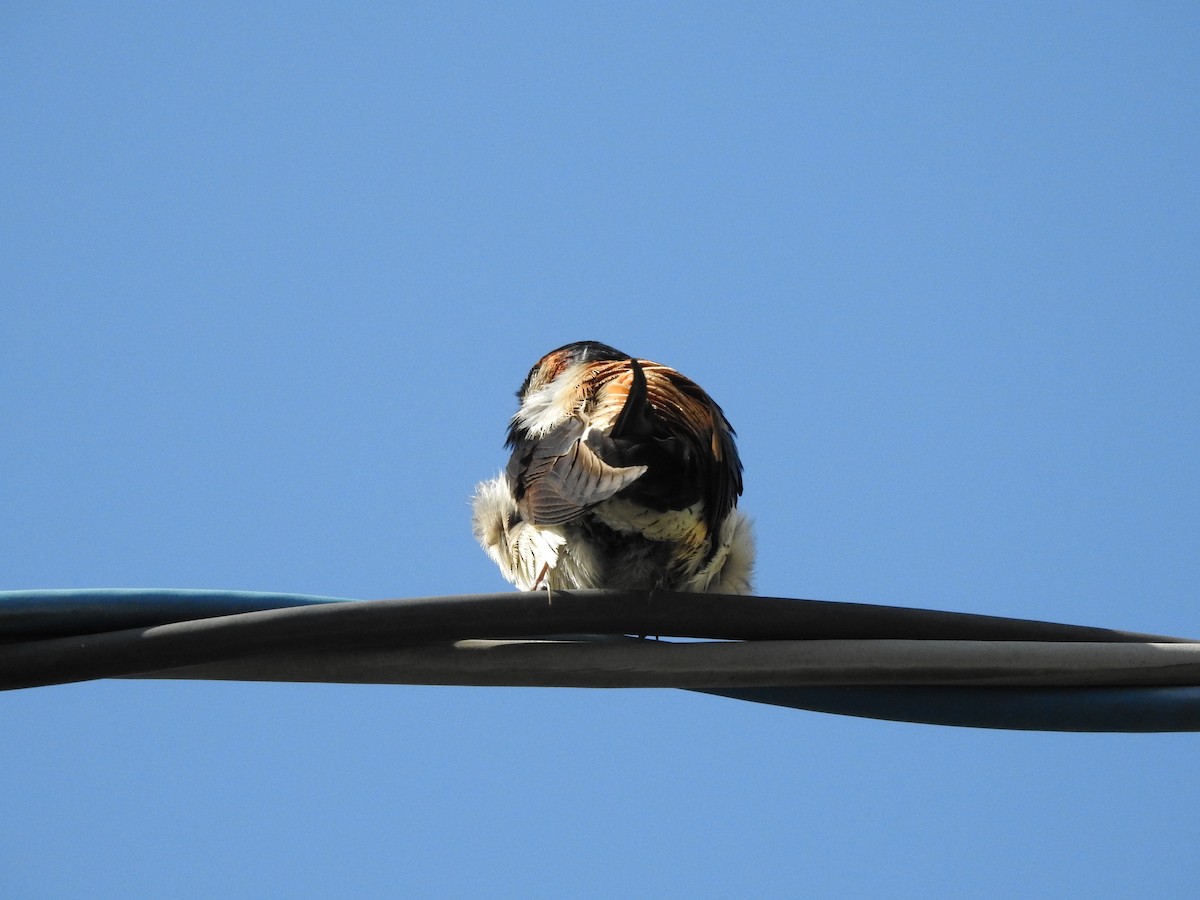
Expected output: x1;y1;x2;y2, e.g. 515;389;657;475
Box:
472;340;754;595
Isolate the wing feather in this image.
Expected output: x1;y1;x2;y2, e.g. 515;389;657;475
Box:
507;416;647;525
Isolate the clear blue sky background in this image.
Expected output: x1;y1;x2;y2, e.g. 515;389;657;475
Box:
3;3;1198;897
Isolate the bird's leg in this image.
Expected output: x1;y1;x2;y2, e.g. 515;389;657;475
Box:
532;561;552;605
647;581;661;640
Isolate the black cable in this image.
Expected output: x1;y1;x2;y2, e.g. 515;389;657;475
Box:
0;589;1191;692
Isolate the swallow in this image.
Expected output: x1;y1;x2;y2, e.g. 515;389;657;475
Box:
472;340;754;594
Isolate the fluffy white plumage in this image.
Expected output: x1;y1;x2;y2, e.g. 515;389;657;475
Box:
472;472;755;593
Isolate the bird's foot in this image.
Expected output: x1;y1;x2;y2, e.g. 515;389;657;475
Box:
532;562;552;605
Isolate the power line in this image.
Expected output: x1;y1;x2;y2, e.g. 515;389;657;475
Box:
2;588;1198;731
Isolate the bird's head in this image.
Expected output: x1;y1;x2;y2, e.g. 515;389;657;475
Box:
515;341;629;400
509;341;630;441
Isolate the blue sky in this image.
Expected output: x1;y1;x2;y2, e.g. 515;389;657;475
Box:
2;3;1198;896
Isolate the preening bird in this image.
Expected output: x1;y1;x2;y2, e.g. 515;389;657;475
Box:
472;340;754;594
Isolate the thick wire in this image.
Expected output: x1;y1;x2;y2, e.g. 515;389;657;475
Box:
2;589;1198;731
